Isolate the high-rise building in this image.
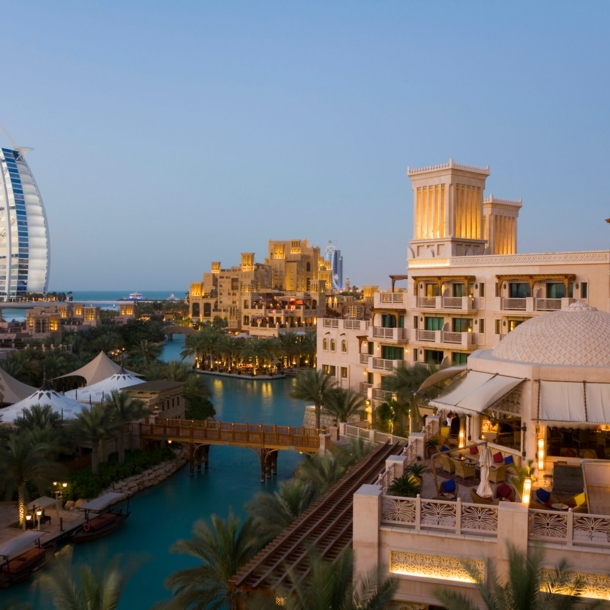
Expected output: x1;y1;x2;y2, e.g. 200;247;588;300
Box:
0;131;50;300
325;240;344;290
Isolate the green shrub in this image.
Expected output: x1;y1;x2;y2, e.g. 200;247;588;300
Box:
65;446;176;501
387;473;421;498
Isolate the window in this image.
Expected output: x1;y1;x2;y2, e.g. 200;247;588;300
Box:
231;278;239;291
569;282;574;298
479;319;485;333
495;319;501;334
425;317;444;331
203;303;211;317
329;365;336;376
546;283;565;298
341;340;347;353
425;283;439;297
452;352;468;365
381;314;397;328
243;315;249;325
341;367;347;379
509;283;530;298
399;315;405;328
323;338;328;351
413;316;418;330
381;346;404;360
191;303;200;317
368;341;374;355
322;364;329;374
330;339;336;351
479;283;485;297
306;262;311;272
509;319;523;331
367;372;374;384
452;318;473;332
581;282;588;298
243;300;249;309
453;283;465;297
425;349;444;365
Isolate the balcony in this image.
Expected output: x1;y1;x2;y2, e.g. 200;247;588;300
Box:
370;327;408;342
359;382;372;396
498;297;574;312
415;329;478;347
322;319;339;328
359;353;371;365
374;292;407;308
415;296;478;311
372;388;394;401
372;358;406;371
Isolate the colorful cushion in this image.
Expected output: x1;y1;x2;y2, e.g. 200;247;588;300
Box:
493;452;504;464
537;488;551;504
574;492;587;507
440;445;450;452
442;479;456;493
564;448;577;457
504;455;514;465
469;446;478;455
497;483;512;499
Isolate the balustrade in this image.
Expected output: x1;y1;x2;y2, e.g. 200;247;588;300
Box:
372;327;408;340
372;357;403;371
380;292;406;304
529;508;610;546
417;296;437;308
359;353;371;365
416;329;436;342
535;298;562;311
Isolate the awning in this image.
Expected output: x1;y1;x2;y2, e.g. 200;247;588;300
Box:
26;496;58;511
0;531;44;558
429;371;524;415
417;366;466;393
538;381;610;424
80;492;126;512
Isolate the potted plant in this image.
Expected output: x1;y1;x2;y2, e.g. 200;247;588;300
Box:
425;438;440;458
387;473;421;498
407;462;426;488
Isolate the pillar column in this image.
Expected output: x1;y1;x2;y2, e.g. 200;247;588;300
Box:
496;502;529;578
353;484;382;579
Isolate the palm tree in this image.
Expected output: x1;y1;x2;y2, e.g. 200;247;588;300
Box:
71;404;112;474
245;479;317;546
0;431;57;527
157;512;258;610
13;404;63;432
380;364;438;434
322;388;366;423
295;452;347;498
290;369;336;429
278;331;299;367
42;349;75;379
270;547;397;610
131;339;161;364
181;328;223;369
435;544;588;610
36;546;131;610
300;331;317;367
163;360;191;382
103;390;149;463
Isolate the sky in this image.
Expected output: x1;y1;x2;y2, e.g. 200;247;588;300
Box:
1;1;609;291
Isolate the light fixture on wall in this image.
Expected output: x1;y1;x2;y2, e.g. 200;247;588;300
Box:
522;477;532;505
538;437;545;471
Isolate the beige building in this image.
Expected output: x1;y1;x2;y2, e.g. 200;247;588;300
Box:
189;239;332;336
127;380;185;419
26;303;101;339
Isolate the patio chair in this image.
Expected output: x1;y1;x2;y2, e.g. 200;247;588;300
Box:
437;478;459;500
566;491;588;513
470;488;497;505
489;464;507;484
440;453;455;475
452;458;476;480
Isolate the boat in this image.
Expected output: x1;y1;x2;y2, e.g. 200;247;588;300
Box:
127;292;144;301
0;531;54;588
71;492;130;544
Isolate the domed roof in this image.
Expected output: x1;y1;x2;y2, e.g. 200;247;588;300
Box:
492;302;610;367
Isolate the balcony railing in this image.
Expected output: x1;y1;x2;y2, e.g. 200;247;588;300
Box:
372;388;394;401
416;329;436;342
502;297;527;311
372;358;405;371
380;292;406;304
416;296;478;310
323;319;339;328
372;327;408;340
442;331;463;344
382;495;498;537
344;320;362;330
529;508;610;547
359;382;372;396
499;297;574;312
416;329;477;346
360;353;371;365
417;296;437;308
535;298;563;311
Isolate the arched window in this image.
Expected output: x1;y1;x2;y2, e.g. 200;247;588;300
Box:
203;303;211;317
323;338;328;351
330;339;336;351
306;262;311;272
243;315;250;325
244;300;249;309
341;340;347;353
191;303;200;317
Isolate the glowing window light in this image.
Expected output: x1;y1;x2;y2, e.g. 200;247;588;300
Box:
538;437;545;471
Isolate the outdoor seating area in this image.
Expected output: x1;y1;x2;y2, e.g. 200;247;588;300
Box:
547;427;610;460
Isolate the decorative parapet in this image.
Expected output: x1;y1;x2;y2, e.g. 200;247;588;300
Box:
484;194;523;207
389;550;484;583
407;158;490;176
408;250;610;269
541;568;610;601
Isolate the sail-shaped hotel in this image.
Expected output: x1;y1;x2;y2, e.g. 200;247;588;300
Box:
0;127;49;300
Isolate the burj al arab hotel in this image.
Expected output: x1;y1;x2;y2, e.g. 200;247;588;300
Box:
0;125;50;300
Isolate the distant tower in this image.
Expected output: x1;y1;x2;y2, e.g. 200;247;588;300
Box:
0;124;50;300
325;241;343;290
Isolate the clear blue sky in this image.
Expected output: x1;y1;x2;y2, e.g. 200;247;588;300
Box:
1;1;609;291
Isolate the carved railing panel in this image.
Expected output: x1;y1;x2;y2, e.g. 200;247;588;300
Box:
529;509;568;541
382;497;417;524
573;514;610;545
461;505;498;532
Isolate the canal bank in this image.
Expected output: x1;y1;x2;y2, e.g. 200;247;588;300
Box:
12;339;306;609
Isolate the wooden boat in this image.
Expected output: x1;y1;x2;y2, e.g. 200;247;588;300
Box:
71;492;130;544
0;531;54;588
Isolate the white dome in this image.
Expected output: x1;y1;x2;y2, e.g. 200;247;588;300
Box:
491;302;610;367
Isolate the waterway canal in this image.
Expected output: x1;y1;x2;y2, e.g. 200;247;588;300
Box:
13;335;305;609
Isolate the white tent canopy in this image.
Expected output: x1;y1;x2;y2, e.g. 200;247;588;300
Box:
0;388;87;422
417;366;467;393
65;372;144;404
429;372;524;415
81;492;126;512
538;381;610;424
0;531;44;559
0;368;37;405
56;351;140;386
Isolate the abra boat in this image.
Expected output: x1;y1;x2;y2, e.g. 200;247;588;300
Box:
0;531;54;588
71;492;130;544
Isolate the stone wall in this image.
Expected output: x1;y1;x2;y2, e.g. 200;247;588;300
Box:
302;405;363;429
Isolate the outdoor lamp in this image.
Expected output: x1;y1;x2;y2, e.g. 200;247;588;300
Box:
522;477;532;504
459;430;465;448
26;515;31;521
538;438;545;471
62;483;67;488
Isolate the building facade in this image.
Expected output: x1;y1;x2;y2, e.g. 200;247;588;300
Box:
189;239;332;336
0;146;50;300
